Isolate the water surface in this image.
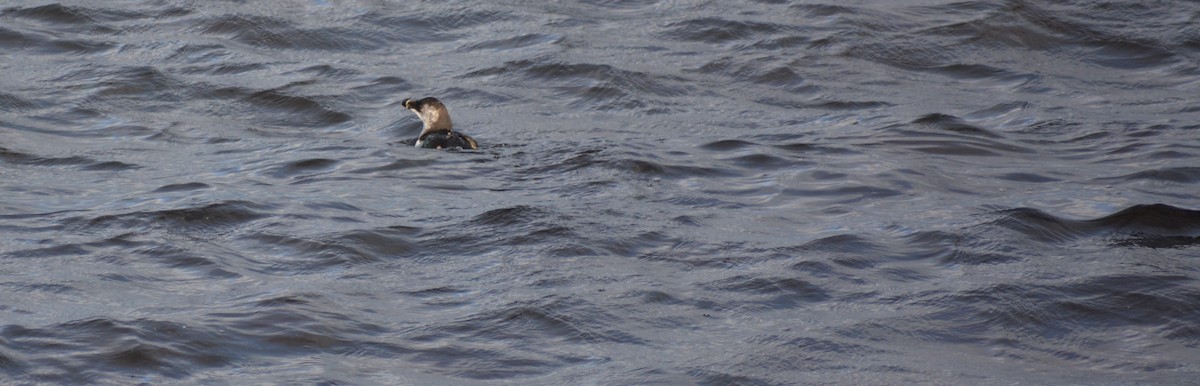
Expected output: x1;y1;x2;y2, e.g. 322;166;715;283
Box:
2;0;1199;384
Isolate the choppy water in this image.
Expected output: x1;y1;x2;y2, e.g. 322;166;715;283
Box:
2;0;1199;384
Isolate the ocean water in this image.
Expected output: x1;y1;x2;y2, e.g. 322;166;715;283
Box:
1;0;1198;384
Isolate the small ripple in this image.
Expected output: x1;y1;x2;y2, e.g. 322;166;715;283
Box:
1088;204;1200;236
69;200;273;237
687;369;774;386
0;25;36;50
1097;167;1200;184
911;113;1003;139
151;182;211;193
705;275;831;309
698;139;757;151
580;0;662;9
331;226;421;259
0;146;139;171
868;114;1036;157
993;172;1061;183
1;318;227;381
1086;39;1178;70
460;33;560;52
81;161;139;171
0;282;78;294
788;3;862;18
88;66;181;108
986;207;1090;244
461;60;691;110
417;206;583;257
264;158;340;179
397;286;470;299
691;57;816;93
983;204;1200;247
236;232;377;274
755;97;891;111
726;153;811;170
399;296;616;379
1;3;101;26
0;92;42;112
903;273;1200;352
780;186;904;205
661;17;796;43
361;8;511;43
346;159;437;174
239;89;352;128
604;158;735;178
191;15;384;50
349;76;414;100
293;64;362;80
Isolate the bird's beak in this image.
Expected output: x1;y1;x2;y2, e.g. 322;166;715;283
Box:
403;98;415;110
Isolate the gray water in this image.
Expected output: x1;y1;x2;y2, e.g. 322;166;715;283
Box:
2;0;1199;384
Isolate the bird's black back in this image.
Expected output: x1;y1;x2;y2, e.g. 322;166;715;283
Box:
418;130;478;150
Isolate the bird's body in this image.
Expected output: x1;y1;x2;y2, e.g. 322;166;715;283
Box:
403;97;478;150
416;129;478;149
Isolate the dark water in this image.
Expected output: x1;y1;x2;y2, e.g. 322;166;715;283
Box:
2;0;1198;384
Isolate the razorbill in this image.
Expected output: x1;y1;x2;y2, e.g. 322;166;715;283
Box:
402;97;479;150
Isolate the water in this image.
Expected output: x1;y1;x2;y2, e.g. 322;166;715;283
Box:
2;0;1198;384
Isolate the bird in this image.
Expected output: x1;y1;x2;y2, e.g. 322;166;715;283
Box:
402;97;478;150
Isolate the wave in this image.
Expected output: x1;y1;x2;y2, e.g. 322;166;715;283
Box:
0;146;140;171
986;204;1200;246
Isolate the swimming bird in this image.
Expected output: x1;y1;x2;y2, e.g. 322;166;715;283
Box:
402;97;478;150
